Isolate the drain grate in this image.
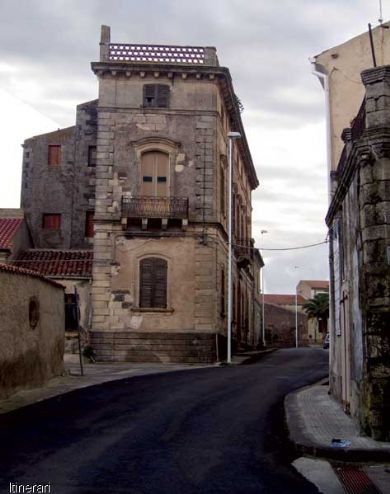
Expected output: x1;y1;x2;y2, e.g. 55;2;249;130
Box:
334;467;381;494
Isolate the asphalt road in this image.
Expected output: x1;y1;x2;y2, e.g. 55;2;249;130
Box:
0;348;328;494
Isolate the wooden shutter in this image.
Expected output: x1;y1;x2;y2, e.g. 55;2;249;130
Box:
48;145;61;166
153;258;167;308
156;85;170;108
143;85;157;107
140;257;167;308
143;84;169;108
42;214;61;230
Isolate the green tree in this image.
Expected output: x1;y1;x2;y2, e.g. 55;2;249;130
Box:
303;292;329;335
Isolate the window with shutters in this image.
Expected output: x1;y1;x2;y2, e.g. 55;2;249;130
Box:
48;145;61;166
141;151;169;196
139;257;168;308
143;84;170;108
42;214;61;230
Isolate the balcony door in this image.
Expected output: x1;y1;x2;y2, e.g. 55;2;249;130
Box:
141;151;169;197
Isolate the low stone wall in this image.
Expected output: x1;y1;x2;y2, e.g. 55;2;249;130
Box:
0;265;65;398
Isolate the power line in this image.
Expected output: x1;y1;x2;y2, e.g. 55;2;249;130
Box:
259;240;328;251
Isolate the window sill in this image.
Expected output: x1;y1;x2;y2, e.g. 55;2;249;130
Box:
131;307;174;314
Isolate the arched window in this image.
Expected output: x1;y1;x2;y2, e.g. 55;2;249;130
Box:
141;151;169;197
139;257;168;308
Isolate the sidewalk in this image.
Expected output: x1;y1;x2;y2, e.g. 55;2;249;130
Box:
0;350;270;415
285;381;390;462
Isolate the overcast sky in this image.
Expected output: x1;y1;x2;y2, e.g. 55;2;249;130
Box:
0;0;385;292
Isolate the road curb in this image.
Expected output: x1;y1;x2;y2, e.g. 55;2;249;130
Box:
284;387;390;463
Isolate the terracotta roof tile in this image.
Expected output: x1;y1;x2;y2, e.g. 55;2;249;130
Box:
15;249;93;278
264;294;306;306
0;263;64;288
0;218;23;249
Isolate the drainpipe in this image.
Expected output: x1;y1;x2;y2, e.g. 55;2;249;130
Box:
310;61;332;205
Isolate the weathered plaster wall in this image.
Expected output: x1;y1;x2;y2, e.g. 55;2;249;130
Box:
315;22;390;171
0;270;64;398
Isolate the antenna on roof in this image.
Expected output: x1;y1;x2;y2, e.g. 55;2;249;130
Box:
379;0;383;25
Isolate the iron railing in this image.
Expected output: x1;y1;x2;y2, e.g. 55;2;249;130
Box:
234;238;253;258
337;99;366;174
351;99;366;141
122;196;188;219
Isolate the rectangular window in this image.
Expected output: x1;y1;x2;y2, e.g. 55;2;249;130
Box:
48;145;61;166
140;257;168;308
143;84;170;108
85;211;94;238
42;214;61;230
88;145;97;167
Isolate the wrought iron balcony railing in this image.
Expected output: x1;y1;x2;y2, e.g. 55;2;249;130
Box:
234;238;253;259
122;196;188;219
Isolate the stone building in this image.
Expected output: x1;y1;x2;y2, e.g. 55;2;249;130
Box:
324;66;390;441
314;24;390;440
20;26;261;363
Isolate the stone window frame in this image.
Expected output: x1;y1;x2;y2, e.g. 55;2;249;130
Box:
132;138;180;198
133;253;173;312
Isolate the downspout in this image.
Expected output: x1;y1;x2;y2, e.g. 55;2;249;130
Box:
310;61;332;205
311;59;334;384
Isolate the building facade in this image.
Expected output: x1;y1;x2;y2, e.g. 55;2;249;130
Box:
325;66;390;441
314;24;390;440
20;26;261;363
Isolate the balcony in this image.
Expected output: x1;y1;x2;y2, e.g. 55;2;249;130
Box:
121;196;188;230
234;238;253;270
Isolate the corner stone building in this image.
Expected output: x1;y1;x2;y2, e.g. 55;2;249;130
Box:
21;26;260;363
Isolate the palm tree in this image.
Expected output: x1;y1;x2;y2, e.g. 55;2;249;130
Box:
303;292;329;337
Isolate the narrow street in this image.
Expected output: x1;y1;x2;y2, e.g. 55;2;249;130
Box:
0;348;328;493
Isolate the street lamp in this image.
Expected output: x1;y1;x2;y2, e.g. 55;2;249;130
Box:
227;131;241;364
294;266;299;348
260;230;268;347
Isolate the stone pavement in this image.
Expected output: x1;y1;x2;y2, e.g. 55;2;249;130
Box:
285;381;390;493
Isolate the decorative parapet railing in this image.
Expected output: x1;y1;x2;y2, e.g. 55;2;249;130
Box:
122;196;188;219
108;44;218;66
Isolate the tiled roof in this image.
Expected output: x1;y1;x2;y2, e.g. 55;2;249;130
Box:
0;218;23;249
264;294;306;306
0;263;64;288
15;250;93;278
